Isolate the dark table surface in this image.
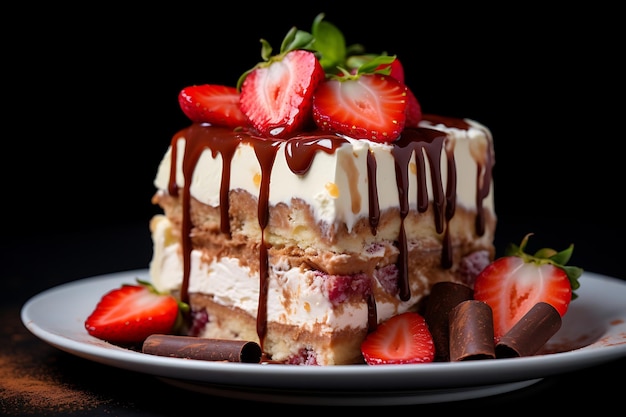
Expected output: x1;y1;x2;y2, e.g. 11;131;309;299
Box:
2;219;625;415
3;1;624;414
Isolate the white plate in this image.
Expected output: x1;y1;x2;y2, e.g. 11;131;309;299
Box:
21;269;626;405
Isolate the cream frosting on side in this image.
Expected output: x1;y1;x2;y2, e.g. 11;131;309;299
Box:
153;120;495;233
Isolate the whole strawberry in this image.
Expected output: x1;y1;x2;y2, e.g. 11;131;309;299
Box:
473;233;583;342
85;279;186;345
238;26;324;138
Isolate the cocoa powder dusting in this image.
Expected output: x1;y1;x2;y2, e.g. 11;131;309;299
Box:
1;310;109;415
0;356;101;415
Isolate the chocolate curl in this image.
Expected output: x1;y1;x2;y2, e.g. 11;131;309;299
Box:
423;282;473;361
142;335;262;363
449;300;495;361
496;302;562;358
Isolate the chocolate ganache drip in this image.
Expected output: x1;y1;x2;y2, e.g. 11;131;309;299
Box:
166;118;492;344
393;128;451;300
167;124;242;304
421;114;494;236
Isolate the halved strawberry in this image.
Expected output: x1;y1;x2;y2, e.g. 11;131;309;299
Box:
238;30;325;138
85;279;184;345
361;312;435;365
178;84;248;128
312;73;408;143
473;234;583;342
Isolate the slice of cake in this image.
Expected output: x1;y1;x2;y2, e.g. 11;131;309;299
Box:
149;117;496;365
147;15;497;365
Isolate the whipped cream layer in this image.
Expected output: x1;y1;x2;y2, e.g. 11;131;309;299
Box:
150;215;421;332
153;116;495;233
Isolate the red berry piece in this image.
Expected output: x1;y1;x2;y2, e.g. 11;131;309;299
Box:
361;312;435;365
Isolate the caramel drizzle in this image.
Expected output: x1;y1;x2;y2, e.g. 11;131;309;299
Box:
165;118;492;345
475;141;493;236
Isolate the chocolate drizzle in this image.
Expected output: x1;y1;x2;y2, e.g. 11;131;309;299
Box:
163;116;493;347
168;124;243;303
284;135;347;174
250;137;280;343
393;128;450;299
422;114;494;236
366;150;380;235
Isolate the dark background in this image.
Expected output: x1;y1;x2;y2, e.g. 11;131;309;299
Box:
1;4;624;415
3;4;623;280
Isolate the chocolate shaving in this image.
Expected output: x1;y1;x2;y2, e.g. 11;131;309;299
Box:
449;300;495;361
142;335;262;363
423;281;473;361
496;302;562;358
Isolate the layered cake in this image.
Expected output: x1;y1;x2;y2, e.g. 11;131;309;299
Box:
147;15;497;365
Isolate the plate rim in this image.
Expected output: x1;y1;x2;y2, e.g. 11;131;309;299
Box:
20;269;626;393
